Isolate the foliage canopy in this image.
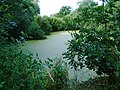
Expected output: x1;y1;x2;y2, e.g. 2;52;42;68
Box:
64;0;120;78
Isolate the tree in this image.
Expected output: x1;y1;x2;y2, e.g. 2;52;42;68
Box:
52;6;72;18
63;14;79;30
77;0;95;7
64;0;120;80
59;6;72;16
39;16;52;35
49;17;66;31
0;0;44;42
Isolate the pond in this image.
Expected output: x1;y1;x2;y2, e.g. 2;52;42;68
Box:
22;31;97;82
23;31;72;60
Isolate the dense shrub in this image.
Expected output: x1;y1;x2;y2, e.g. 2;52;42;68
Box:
44;58;68;90
27;21;45;40
0;45;68;90
40;16;52;35
49;17;66;31
64;0;120;79
0;45;46;90
0;0;44;41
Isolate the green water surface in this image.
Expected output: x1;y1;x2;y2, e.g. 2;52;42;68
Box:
23;31;72;60
23;31;97;82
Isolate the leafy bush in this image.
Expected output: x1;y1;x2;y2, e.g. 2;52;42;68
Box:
0;45;46;90
64;0;120;80
27;21;45;40
0;0;41;41
49;17;66;31
40;16;52;35
44;58;68;90
0;45;68;90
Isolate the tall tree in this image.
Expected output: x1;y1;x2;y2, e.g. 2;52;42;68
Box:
0;0;44;42
59;6;72;16
64;0;120;80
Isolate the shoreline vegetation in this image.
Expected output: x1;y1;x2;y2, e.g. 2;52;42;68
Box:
1;0;120;90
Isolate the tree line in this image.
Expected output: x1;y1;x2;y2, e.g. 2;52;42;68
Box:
0;0;91;42
0;0;120;89
0;0;76;42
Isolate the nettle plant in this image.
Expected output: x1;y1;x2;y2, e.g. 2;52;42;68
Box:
64;0;120;78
